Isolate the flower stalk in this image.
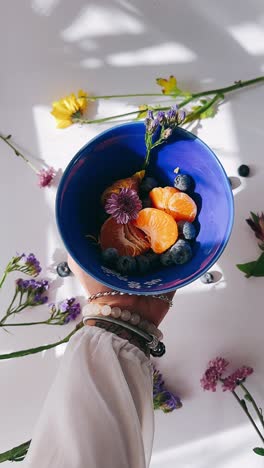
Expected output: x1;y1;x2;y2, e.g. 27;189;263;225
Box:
71;75;264;126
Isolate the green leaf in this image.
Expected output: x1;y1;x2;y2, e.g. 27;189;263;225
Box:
156;75;191;97
237;252;264;277
250;212;259;224
253;447;264;456
244;393;253;402
240;399;248;411
186;100;218;122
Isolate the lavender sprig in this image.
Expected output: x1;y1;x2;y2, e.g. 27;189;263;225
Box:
142;106;186;170
0;278;49;325
0;253;41;289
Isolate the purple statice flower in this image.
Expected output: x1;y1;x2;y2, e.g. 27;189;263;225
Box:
23;253;42;276
37;167;56;188
153;367;182;413
105;188;142;224
246;212;264;248
157;391;182;413
222;366;254;392
156;111;166;125
58;297;81;323
177;109;186;124
27;279;49;305
166;108;177;124
147;110;154;119
15;278;49;307
200;357;229;392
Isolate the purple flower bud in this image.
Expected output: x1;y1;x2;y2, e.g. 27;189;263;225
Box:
147;110;154;119
156;111;166;123
177;110;186;123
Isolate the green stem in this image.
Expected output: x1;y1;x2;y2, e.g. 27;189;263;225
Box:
76;75;264;125
0;290;19;324
87;93;165;100
73;106;171;125
0;134;39;173
0;322;83;360
0;271;7;289
86;75;264;104
0;320;57;327
185;94;223;122
240;383;264;430
0;440;31;463
232;389;264;444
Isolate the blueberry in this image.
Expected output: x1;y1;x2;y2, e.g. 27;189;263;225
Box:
182;222;196;240
136;255;151;274
145;251;160;268
140;177;158;195
170;239;192;265
102;248;119;267
200;272;214;284
116;256;137;275
238;164;250;177
57;261;71;277
142;197;152;208
174;174;194;192
160;250;174;266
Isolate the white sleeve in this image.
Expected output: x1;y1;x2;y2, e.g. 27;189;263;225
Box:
26;326;154;468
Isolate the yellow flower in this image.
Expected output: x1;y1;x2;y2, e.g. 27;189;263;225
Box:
51;89;88;128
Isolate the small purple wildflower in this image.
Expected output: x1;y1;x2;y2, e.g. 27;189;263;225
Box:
105;188;142;224
58;297;81;324
157;391;182;413
37;167;56;188
153;367;182;413
24;253;41;276
156;111;166;125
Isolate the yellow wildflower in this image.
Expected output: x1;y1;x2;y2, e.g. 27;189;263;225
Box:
51;89;88;128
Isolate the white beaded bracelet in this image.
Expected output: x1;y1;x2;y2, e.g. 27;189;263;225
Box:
82;303;163;340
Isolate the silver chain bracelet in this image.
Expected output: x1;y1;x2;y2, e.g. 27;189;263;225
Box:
87;290;173;308
83;315;166;357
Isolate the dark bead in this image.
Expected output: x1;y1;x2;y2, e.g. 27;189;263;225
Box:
238;164;250;177
57;261;71;277
150;342;166;357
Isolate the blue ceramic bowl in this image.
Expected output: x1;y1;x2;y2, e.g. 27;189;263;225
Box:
56;122;234;294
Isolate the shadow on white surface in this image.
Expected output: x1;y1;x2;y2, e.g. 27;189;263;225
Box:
0;0;264;467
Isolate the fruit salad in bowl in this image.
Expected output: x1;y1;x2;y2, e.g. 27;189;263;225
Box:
56;108;234;294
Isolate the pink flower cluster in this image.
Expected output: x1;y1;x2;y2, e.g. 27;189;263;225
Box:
37;167;56;188
201;357;253;392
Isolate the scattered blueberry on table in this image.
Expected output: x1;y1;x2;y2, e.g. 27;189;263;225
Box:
200;272;214;284
57;261;71;277
238;164;250;177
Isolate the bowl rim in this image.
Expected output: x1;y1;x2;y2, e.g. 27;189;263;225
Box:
56;121;234;294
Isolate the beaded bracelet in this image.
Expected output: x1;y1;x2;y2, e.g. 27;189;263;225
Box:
87;290;173;308
83;315;166;357
82;303;163;340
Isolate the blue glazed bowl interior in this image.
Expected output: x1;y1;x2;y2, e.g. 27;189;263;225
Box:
56;122;234;294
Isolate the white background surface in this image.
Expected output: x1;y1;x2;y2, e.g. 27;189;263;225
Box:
1;1;264;467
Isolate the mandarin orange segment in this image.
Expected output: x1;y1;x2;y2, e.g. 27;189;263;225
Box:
167;192;197;222
133;208;178;254
100;216;150;257
101;170;145;205
149;186;179;213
